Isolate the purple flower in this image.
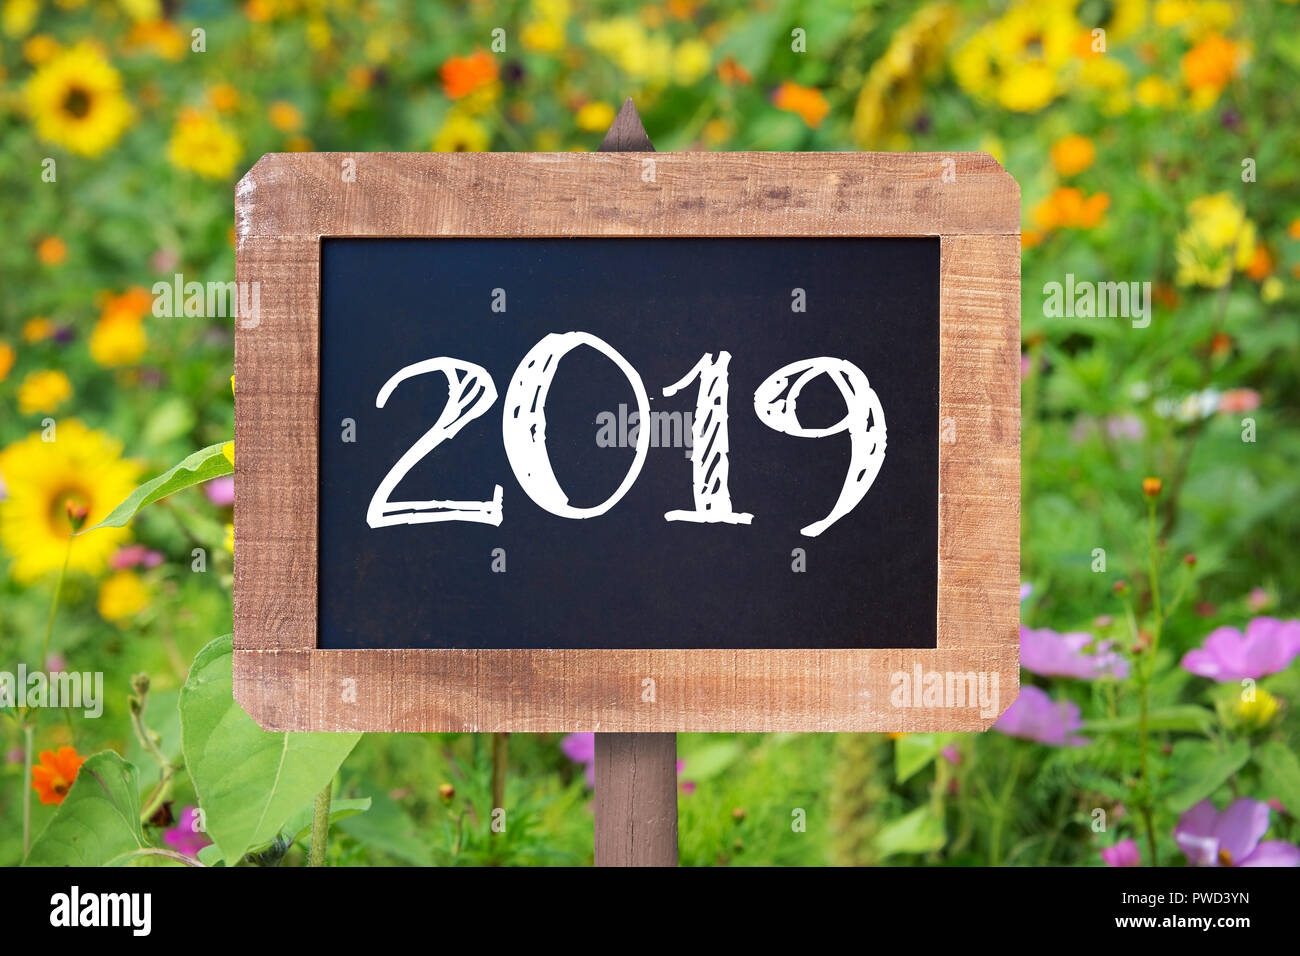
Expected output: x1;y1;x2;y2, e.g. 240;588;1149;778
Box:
1181;618;1300;682
1101;838;1140;867
1021;626;1129;680
204;475;235;507
561;732;595;787
163;806;211;857
1020;582;1033;602
1174;799;1299;867
993;685;1088;746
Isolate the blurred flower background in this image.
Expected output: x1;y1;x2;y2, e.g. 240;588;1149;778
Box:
1;0;1299;866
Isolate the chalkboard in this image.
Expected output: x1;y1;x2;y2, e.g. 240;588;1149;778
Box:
317;238;939;650
232;151;1019;733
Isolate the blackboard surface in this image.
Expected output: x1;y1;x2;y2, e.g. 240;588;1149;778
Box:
318;238;939;650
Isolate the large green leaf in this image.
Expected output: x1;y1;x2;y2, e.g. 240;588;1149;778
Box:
1255;740;1300;819
81;441;232;533
179;635;360;864
24;752;148;867
1163;739;1250;813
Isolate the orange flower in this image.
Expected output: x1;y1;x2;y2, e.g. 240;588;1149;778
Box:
1181;34;1239;96
772;81;829;129
717;56;752;86
1050;134;1095;177
1289;218;1300;240
37;236;66;265
32;746;85;806
440;50;498;99
1245;245;1273;281
1143;477;1162;497
1021;229;1045;250
1033;187;1109;231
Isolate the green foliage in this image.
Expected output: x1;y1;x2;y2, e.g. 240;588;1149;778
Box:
178;636;360;864
24;752;147;867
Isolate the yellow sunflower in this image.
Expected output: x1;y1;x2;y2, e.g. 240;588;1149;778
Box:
0;421;140;583
24;42;133;157
166;108;242;179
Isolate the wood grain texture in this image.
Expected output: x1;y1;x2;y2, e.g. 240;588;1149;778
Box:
594;734;678;866
232;151;1020;733
234;151;1019;241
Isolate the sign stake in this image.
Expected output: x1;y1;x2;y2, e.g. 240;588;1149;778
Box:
592;100;677;867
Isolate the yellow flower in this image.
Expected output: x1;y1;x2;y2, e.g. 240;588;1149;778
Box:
0;421;140;582
17;369;73;414
852;3;956;148
89;308;147;367
97;570;150;623
0;342;14;382
2;0;39;37
1135;75;1176;108
23;317;57;342
1067;0;1148;43
166;108;242;179
1234;687;1280;730
22;34;59;63
268;100;303;132
223;522;234;553
1155;0;1233;39
522;20;564;52
575;101;615;132
586;17;671;82
1175;193;1256;288
1079;56;1131;114
672;39;712;85
432;112;489;152
37;236;66;265
1050;134;1095;176
24;42;132;157
997;61;1058;112
207;83;240;112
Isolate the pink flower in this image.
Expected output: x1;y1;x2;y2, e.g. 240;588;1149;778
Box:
561;732;595;788
1101;838;1141;867
1181;618;1300;682
163;806;211;857
1021;626;1129;680
993;685;1088;746
1020;582;1033;602
111;544;163;570
204;475;235;506
941;745;961;765
1174;799;1299;867
1248;588;1271;613
1217;388;1260;414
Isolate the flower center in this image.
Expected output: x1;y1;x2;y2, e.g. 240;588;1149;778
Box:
48;488;90;534
1217;847;1233;866
62;85;93;119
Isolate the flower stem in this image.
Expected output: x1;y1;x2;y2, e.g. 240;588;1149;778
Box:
308;780;333;867
39;535;75;671
21;723;34;859
490;732;509;837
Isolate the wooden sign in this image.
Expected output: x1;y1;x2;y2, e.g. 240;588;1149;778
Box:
233;150;1020;733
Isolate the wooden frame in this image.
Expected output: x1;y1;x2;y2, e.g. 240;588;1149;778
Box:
233;151;1020;733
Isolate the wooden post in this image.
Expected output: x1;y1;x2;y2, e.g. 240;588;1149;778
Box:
592;100;678;867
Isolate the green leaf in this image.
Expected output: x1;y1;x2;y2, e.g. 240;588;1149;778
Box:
179;635;360;864
677;741;742;782
1163;739;1250;813
142;396;197;447
1255;740;1300;819
1083;706;1215;734
337;784;435;866
81;442;232;534
874;806;946;859
24;752;148;867
895;733;956;784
